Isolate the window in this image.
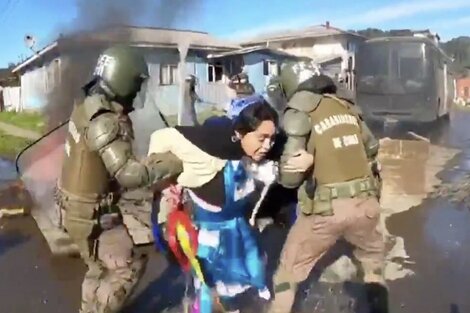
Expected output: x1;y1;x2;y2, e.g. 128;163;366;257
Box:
346;41;356;52
464;87;469;98
208;62;223;82
347;56;353;72
45;58;60;93
54;58;61;84
160;64;178;85
263;60;279;76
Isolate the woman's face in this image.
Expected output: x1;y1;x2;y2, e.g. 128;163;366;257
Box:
237;120;276;162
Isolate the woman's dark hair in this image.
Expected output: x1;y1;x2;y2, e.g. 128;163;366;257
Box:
232;100;279;135
203;115;232;127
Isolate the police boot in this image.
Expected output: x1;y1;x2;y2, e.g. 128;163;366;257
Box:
80;261;106;313
80;253;148;313
365;282;389;313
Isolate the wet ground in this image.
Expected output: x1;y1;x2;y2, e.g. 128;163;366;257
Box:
2;108;470;312
382;112;470;313
0;192;184;313
0;158;17;187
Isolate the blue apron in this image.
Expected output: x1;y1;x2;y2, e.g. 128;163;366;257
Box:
191;161;267;313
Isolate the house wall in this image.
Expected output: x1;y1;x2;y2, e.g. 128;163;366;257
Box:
143;49;231;116
16;46;300;120
242;52;288;93
1;86;21;112
272;35;362;60
20;57;60;111
456;77;470;102
261;34;364;89
17;47;234;115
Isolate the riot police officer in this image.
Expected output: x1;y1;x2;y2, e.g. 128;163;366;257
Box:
265;75;287;115
229;72;256;97
268;61;386;313
56;45;183;313
181;74;201;126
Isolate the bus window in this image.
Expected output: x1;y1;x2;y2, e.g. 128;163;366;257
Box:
396;43;426;83
357;41;428;94
358;44;389;77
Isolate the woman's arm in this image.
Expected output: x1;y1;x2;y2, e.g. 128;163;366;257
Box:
147;127;227;188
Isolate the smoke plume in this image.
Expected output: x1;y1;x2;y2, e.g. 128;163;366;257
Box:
43;0;202;128
20;0;203;189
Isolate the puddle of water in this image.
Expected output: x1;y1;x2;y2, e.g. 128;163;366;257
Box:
424;202;470;253
379;139;458;279
387;197;470;313
0;158;17;187
381;111;470;312
0;232;29;256
318;138;459;284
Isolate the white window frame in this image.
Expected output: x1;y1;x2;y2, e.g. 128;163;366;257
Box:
263;60;279;76
207;62;224;82
160;64;178;85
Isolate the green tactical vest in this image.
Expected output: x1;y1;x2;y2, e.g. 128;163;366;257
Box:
307;95;371;185
59;99;130;200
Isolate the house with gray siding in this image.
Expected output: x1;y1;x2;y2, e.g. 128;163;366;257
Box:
11;25;310;122
11;26;242;115
239;22;366;90
208;46;310;94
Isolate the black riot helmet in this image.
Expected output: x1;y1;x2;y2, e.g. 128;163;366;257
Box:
84;45;149;109
297;73;337;95
279;60;320;99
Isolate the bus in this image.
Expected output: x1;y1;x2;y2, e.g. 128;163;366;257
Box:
355;36;456;122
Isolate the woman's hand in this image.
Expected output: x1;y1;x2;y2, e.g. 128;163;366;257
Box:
282;150;314;173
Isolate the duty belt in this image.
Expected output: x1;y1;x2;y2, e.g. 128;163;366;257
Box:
315;177;378;201
56;184;120;213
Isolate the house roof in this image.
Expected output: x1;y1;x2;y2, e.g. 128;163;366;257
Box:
12;25;241;74
366;36;436;44
207;46;311;60
239;24;366;46
68;25;240;50
0;67;19;86
12;42;58;73
315;54;343;64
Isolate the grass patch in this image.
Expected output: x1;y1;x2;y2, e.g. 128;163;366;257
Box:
0;130;34;159
164;108;226;126
0;111;45;133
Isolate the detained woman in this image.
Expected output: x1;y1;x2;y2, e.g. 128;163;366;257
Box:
147;98;313;313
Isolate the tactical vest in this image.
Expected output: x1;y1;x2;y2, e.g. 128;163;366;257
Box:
59;98;127;200
306;95;371;185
